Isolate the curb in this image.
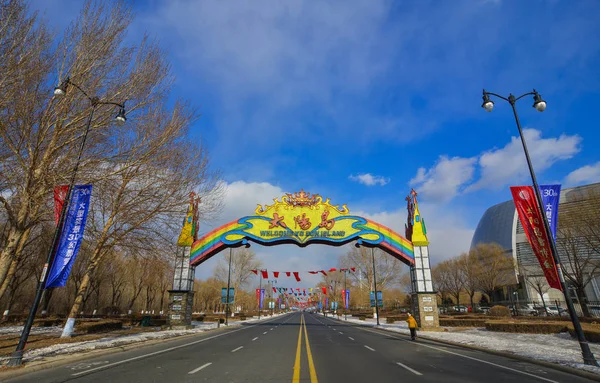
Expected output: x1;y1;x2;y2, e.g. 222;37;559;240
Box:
324;315;600;382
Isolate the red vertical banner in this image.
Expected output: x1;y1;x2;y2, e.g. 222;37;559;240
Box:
256;288;261;307
53;185;69;225
510;186;562;291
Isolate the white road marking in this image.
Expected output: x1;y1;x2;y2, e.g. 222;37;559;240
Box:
252;337;258;341
270;328;274;330
357;327;559;383
396;362;423;376
263;331;268;334
332;328;336;331
188;363;212;374
348;337;355;341
231;346;243;353
339;332;343;335
71;314;286;377
364;345;375;351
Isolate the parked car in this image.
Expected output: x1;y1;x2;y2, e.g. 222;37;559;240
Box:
540;306;568;316
511;305;538;316
475;306;490;314
453;305;468;313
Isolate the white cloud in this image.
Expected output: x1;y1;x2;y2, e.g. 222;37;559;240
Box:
469;129;581;191
355;203;474;264
409;129;581;203
147;0;392;104
348;173;390;187
409;156;477;203
565;162;600;186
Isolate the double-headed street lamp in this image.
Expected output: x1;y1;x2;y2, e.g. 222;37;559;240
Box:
482;89;598;366
8;78;126;367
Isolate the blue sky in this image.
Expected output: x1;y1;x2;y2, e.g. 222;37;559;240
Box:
31;0;600;288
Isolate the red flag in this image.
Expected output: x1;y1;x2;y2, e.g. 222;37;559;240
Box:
251;270;258;275
286;272;291;277
510;186;562;291
293;272;301;282
273;271;279;278
308;271;319;274
296;288;300;291
321;287;327;295
272;287;276;293
350;267;356;272
261;270;268;279
329;267;337;272
340;268;347;272
319;270;327;276
53;185;69;225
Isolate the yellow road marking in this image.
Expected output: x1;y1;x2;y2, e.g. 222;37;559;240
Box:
292;315;303;383
303;314;319;383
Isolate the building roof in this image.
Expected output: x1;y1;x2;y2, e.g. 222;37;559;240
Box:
470;199;514;251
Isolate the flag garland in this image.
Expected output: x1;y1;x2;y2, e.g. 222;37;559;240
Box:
249;267;356;281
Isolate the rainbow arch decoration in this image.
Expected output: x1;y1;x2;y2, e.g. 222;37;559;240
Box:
190;190;415;267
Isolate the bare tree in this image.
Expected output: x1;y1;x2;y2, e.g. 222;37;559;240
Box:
556;188;600;317
214;247;262;293
459;251;480;308
473;243;515;302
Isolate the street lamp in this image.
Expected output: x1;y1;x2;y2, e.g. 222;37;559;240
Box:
267;280;277;316
482;89;598;366
8;78;126;367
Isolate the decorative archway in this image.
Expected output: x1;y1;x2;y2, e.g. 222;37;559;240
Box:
190;190;414;267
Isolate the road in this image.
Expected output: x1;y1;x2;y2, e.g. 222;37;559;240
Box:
4;311;596;383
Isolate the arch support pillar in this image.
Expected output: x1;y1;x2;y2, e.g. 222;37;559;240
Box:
410;245;439;330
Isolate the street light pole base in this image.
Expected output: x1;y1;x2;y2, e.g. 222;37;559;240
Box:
583;354;599;367
6;351;23;367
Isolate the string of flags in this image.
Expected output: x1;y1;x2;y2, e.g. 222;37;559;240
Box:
250;268;356;282
260;286;349;297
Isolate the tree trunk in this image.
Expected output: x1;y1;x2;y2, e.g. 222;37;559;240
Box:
576;287;590;317
0;226;31;300
61;248;103;337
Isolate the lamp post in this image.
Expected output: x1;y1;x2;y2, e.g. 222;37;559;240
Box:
371;247;380;326
482;89;598;366
225;248;233;325
343;269;349;321
267;280;277;316
8;78;126;367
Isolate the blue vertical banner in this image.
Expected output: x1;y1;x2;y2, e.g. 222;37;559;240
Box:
221;288;235;303
538;184;561;242
370;291;383;307
259;288;265;309
345;289;350;309
46;185;92;288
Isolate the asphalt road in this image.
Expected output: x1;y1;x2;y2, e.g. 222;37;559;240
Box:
4;311;597;383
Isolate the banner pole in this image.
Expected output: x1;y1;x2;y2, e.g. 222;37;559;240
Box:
372;247;380;326
510;101;598;366
8;106;96;366
225;248;233;325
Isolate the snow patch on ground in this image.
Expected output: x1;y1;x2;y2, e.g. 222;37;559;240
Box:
333;315;600;375
0;313;287;364
0;326;63;335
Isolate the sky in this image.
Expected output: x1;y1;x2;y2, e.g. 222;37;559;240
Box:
29;0;600;289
